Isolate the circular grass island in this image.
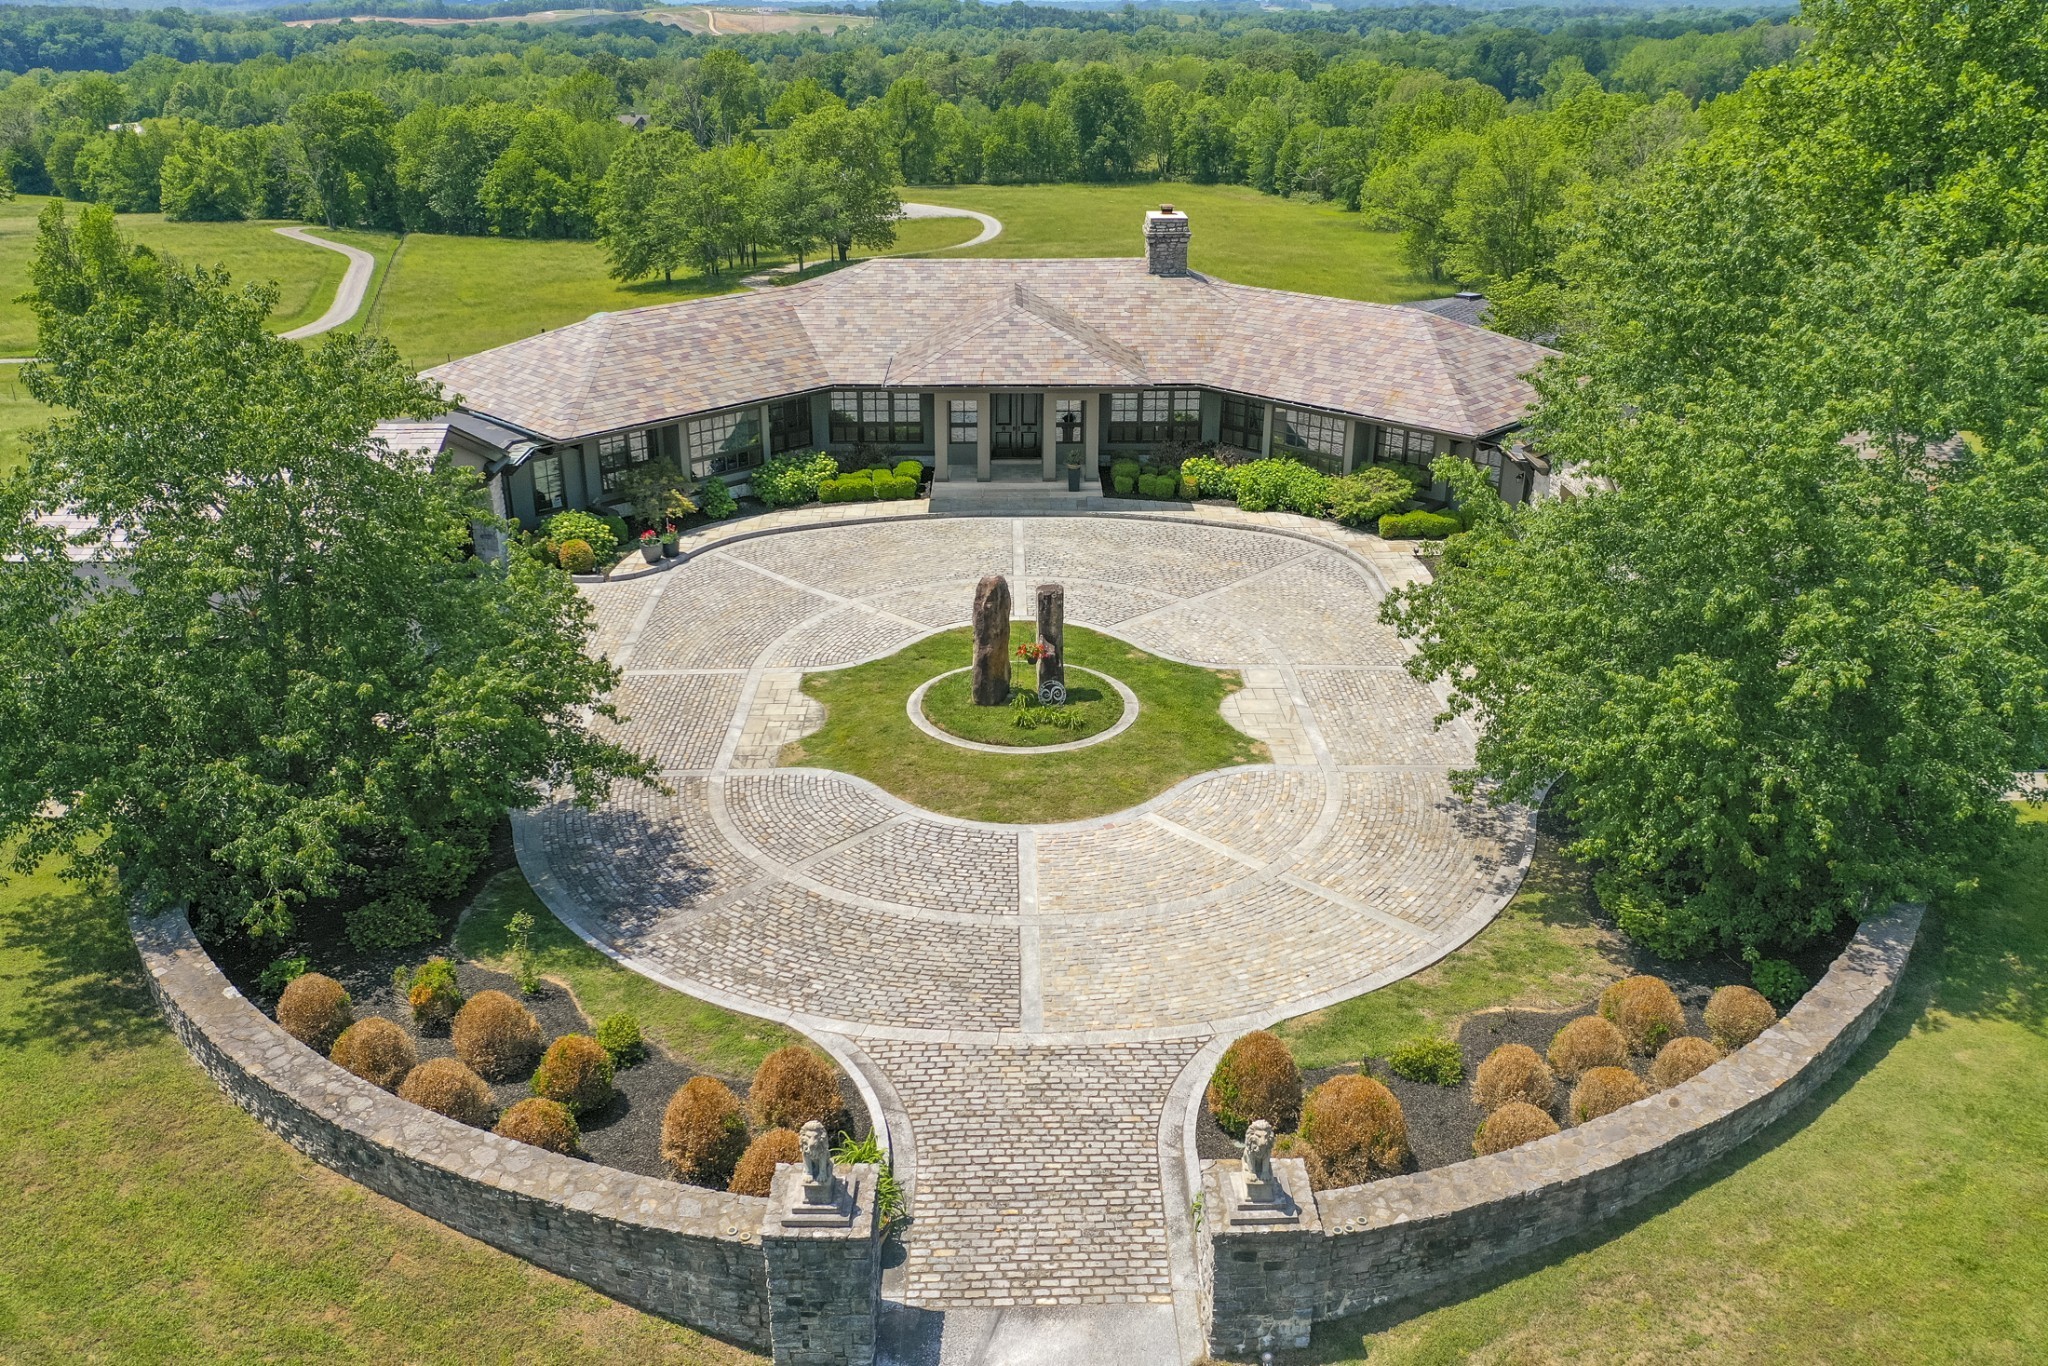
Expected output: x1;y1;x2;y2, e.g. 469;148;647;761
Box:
788;620;1262;823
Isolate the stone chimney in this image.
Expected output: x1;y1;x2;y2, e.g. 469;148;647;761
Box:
1144;205;1191;277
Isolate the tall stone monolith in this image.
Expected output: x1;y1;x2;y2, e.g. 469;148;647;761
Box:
1035;582;1065;696
972;574;1011;705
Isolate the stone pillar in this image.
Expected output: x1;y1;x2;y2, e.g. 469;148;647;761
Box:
759;1161;881;1366
933;393;948;481
974;391;992;482
1201;1157;1322;1359
1034;583;1064;695
972;574;1011;705
1084;395;1100;470
1041;393;1058;481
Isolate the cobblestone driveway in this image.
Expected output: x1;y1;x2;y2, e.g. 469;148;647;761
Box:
516;512;1533;1335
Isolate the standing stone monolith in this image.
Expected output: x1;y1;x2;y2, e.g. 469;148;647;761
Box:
972;574;1011;705
1034;582;1065;697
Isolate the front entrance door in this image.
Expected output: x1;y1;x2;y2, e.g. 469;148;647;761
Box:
990;394;1042;460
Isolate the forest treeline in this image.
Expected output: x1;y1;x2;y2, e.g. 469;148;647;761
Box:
0;2;1806;294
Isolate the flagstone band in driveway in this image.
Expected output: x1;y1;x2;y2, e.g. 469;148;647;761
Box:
515;512;1534;1355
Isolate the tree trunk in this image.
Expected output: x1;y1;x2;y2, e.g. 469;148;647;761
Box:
972;574;1011;706
1035;583;1064;697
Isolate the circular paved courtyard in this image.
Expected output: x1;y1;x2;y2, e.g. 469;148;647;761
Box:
516;512;1533;1333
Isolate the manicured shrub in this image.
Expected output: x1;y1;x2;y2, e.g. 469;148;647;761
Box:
530;1033;615;1114
753;451;837;507
893;460;925;483
398;1057;496;1128
595;1012;645;1066
1327;465;1421;528
1181;455;1235;498
1299;1074;1408;1184
729;1127;803;1196
1179;474;1199;499
1472;1100;1560;1156
555;538;596;574
1378;510;1462;540
1204;1030;1303;1136
1751;957;1808;1007
1233;457;1330;516
749;1046;843;1131
277;972;353;1052
1704;984;1778;1049
1112;474;1136;496
1571;1065;1649;1122
1109;457;1140;484
1547;1014;1627;1079
1650;1035;1722;1089
330;1017;417;1091
1599;975;1686;1052
400;957;464;1027
660;1076;748;1182
544;510;618;561
451;989;543;1080
696;477;737;521
1386;1036;1464;1086
1471;1042;1555;1112
494;1097;580;1155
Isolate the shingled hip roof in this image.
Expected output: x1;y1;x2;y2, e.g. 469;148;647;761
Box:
423;258;1553;443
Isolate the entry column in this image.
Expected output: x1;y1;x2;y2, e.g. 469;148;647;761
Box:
975;391;992;482
1041;392;1058;481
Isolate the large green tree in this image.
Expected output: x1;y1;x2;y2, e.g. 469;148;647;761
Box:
0;205;651;948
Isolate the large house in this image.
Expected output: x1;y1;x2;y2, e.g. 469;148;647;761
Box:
403;208;1556;523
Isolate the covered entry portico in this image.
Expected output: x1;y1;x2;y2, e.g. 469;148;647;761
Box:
944;389;1104;483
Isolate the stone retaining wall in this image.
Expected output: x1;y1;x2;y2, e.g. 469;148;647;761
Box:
1203;904;1922;1358
134;908;878;1359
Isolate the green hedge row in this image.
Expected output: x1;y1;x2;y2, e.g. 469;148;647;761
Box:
819;461;926;503
1108;457;1194;500
1182;455;1429;530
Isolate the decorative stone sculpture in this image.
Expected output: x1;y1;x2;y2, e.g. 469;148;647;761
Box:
1034;583;1065;702
1229;1117;1298;1224
778;1118;854;1227
800;1119;837;1206
1241;1120;1276;1199
972;574;1011;706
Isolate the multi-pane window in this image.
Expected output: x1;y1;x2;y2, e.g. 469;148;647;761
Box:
1275;408;1348;473
531;452;565;515
829;390;924;446
948;397;979;446
1106;389;1200;445
596;428;651;493
1377;424;1437;468
1219;395;1265;451
686;410;762;477
1475;443;1506;488
769;397;813;454
1052;398;1084;445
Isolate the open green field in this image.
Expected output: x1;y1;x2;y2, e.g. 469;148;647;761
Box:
904;183;1438;303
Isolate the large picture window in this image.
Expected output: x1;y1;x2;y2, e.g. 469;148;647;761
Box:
1219;395;1265;451
1377;424;1437;469
829;390;924;446
531;452;565;515
686;410;762;477
769;397;813;454
948;397;978;446
596;428;651;493
1275;408;1348;473
1106;389;1201;445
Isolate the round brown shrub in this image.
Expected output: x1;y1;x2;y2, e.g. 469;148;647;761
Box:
748;1047;842;1132
398;1057;496;1128
1271;1132;1328;1191
729;1127;802;1197
1570;1065;1649;1123
1704;984;1778;1049
1473;1101;1561;1156
330;1017;417;1091
276;972;352;1053
1650;1035;1722;1090
661;1077;748;1182
530;1034;615;1115
1204;1030;1303;1136
1471;1043;1555;1113
1599;975;1687;1052
452;989;543;1081
1299;1074;1408;1185
494;1097;580;1155
1547;1014;1627;1079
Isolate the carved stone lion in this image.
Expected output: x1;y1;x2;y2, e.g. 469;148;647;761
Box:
799;1119;833;1192
1242;1118;1275;1188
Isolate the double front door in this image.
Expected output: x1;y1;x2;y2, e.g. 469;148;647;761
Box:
990;394;1042;460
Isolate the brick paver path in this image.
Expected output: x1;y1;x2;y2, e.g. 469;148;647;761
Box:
515;512;1532;1350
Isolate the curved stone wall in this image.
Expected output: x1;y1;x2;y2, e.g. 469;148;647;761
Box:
134;908;777;1349
1201;904;1923;1357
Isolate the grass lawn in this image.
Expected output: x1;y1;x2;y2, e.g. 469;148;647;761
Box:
0;855;756;1363
903;182;1440;303
453;867;801;1079
789;621;1259;822
921;663;1120;746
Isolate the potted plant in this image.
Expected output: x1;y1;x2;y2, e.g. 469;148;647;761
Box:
660;522;680;558
1065;449;1084;492
637;528;661;564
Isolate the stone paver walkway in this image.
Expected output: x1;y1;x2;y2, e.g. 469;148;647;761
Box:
515;511;1533;1359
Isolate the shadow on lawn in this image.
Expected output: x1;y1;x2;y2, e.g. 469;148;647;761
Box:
0;884;162;1057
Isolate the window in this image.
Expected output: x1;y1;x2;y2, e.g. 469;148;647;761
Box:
1220;396;1265;450
948;397;978;446
686;410;762;477
1053;398;1084;445
829;390;924;446
1275;408;1348;473
1377;424;1436;469
1475;443;1506;488
531;452;565;515
769;397;813;454
1106;389;1200;445
596;428;651;493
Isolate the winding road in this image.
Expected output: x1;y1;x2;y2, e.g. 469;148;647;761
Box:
272;226;377;340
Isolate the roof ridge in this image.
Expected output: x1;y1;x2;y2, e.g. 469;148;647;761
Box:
1009;283;1149;381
